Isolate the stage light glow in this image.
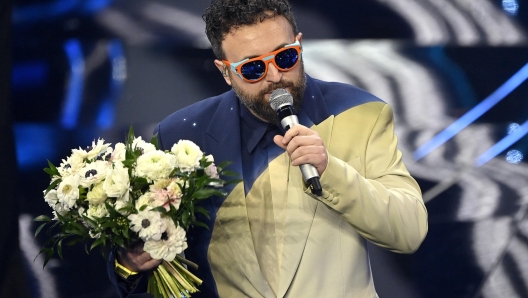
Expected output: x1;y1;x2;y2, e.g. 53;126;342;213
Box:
506;150;524;164
502;0;519;15
508;123;520;134
61;39;85;130
414;62;528;161
97;40;126;130
475;120;528;167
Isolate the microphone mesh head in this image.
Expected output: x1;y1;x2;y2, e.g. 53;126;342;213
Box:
270;88;294;111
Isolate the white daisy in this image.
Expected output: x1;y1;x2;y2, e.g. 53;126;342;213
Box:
143;219;187;261
57;151;85;177
128;209;166;241
132;136;156;155
79;160;109;188
73;138;111;161
109;142;127;162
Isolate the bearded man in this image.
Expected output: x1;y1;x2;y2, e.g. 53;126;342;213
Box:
109;0;428;297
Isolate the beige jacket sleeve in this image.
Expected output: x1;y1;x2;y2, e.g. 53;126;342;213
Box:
306;102;428;253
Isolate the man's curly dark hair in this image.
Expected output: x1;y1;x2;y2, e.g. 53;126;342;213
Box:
203;0;299;60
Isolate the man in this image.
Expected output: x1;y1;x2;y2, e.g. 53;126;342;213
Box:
109;0;428;297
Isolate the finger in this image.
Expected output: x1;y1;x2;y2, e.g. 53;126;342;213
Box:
289;145;325;162
137;258;163;272
281;125;310;144
286;135;323;155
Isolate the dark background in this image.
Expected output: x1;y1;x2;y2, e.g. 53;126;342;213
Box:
2;0;528;297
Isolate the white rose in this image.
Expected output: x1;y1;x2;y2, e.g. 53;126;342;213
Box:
171;140;203;172
135;193;153;211
103;162;130;198
135;151;175;182
86;182;108;205
44;189;58;207
57;175;80;210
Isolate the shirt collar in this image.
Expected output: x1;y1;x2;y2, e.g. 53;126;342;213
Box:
239;101;277;153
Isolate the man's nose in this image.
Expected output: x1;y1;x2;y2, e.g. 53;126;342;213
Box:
265;62;282;83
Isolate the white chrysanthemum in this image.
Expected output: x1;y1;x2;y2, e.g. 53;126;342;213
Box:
135;151;175;182
171;140;203;172
86;181;108;205
128;209;166;241
132;137;156;155
149;178;182;211
143;219;187;261
103;162;130;198
57;151;85;177
86;204;109;219
79;160;109;188
73;138;111;161
57;175;80;210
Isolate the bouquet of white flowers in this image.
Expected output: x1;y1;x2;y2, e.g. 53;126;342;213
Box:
35;127;236;298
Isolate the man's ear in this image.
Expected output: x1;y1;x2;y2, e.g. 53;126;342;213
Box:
214;59;232;86
297;32;303;44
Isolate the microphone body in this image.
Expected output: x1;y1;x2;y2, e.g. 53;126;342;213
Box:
270;89;323;196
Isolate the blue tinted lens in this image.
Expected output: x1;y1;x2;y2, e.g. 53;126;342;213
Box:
275;48;298;69
241;60;266;80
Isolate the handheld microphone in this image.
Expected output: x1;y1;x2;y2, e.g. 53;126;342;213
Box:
269;88;322;196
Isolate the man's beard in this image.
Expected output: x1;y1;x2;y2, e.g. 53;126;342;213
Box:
231;62;307;126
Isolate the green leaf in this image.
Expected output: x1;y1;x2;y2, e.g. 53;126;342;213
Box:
45;159;60;176
150;133;159;150
90;237;105;251
113;237;124;248
34;215;51;222
194;206;210;219
151;206;168;214
44;178;61;196
127;126;135;145
57;239;64;259
192;188;219;199
224;178;243;185
35;222;49;237
67;238;82;246
194;221;210;230
216;161;232;170
220;170;240;177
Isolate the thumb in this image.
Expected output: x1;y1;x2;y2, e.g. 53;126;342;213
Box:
273;135;286;149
